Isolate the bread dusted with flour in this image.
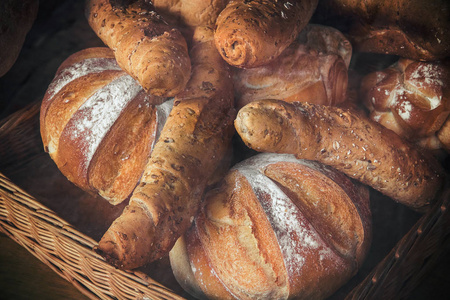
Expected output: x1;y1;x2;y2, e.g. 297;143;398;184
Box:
40;47;173;205
170;153;371;300
360;59;450;152
235;99;445;210
214;0;319;68
86;0;191;96
233;24;351;109
96;26;236;269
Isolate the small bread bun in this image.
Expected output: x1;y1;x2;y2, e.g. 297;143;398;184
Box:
360;58;450;152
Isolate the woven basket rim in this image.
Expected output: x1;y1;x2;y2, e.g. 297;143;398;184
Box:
0;102;449;300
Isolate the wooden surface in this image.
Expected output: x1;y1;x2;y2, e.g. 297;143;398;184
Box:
1;1;450;299
0;233;89;300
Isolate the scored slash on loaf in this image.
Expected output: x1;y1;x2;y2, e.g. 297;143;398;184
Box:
170;153;372;300
40;47;172;205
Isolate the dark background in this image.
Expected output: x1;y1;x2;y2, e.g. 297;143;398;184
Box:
0;1;449;299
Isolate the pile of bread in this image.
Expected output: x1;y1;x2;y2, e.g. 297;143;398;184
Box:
38;0;449;299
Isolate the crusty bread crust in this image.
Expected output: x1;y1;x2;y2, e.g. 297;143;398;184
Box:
235;99;445;209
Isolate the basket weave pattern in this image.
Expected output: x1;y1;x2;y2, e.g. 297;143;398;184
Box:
0;173;185;300
0;102;449;300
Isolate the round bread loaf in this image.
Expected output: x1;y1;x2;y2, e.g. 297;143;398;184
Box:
360;58;450;152
40;47;173;205
170;153;372;300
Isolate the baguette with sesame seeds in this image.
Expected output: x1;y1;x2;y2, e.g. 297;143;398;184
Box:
85;0;191;96
96;26;236;269
235;99;445;210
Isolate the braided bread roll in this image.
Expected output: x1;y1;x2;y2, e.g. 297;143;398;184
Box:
360;58;450;152
170;153;371;300
40;47;172;205
96;26;236;269
233;24;351;109
86;0;191;96
235;99;445;210
214;0;319;68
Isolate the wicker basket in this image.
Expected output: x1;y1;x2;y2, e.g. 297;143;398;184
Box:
0;101;449;300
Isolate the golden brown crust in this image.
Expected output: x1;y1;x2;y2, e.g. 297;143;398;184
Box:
233;24;350;109
40;47;168;205
85;0;191;96
214;0;319;68
0;0;38;77
316;0;450;61
235;99;445;209
153;0;228;29
170;153;371;299
96;26;236;269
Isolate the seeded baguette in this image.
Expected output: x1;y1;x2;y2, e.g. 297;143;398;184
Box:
96;26;236;269
86;0;191;96
235;99;444;209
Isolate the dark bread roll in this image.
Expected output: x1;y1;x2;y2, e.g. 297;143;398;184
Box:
170;153;372;300
0;0;39;77
315;0;450;61
40;47;172;205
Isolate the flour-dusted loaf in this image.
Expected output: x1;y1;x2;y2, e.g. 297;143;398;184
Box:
170;153;372;300
233;24;351;109
40;47;173;205
360;59;450;152
214;0;319;68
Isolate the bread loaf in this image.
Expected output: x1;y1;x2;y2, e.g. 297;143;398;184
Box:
314;0;450;61
96;26;236;269
233;24;350;109
235;99;445;210
170;153;372;300
360;58;450;152
0;0;38;77
85;0;191;96
214;0;319;68
40;47;173;205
